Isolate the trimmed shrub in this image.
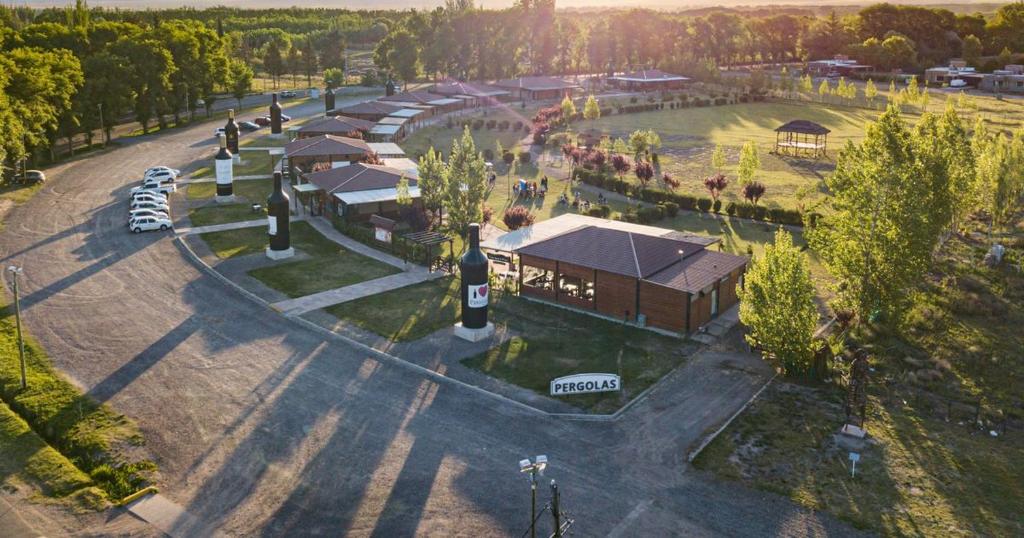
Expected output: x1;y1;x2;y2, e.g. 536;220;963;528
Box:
712;199;722;213
629;96;639;104
714;97;728;106
502;206;535;230
696;198;712;212
472;119;484;130
734;203;755;219
486;119;497;129
513;120;524;131
498;120;509;130
752;205;768;221
518;151;531;164
662;201;679;217
725;202;737;216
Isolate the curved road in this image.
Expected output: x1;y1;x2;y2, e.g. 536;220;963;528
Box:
0;99;866;536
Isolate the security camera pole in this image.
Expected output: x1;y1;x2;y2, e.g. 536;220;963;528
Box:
7;266;27;389
519;455;547;538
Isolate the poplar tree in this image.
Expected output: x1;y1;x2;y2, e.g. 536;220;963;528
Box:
807;105;938;322
737;141;760;185
818;79;830;103
739;229;819;376
583;94;600;121
444;127;488;235
864;79;878;108
417;147;449;227
560;95;577;126
711;143;726;172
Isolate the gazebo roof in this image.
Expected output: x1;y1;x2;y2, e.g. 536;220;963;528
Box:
775;120;831;135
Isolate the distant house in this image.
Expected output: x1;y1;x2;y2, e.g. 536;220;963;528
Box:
295;115;374;140
806;55;872;77
979;64;1024;93
482;214;747;334
607;69;690;91
284;135;373;181
491;76;580;101
429;81;511;106
331;101;405;122
302;163;420;221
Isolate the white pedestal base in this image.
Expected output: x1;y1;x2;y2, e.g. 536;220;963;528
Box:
454;322;495;342
266;247;295;260
232;155;241;164
269;132;285;139
215;195;237;203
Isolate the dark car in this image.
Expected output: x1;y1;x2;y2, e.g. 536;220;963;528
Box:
253;117;270;127
239;121;261;131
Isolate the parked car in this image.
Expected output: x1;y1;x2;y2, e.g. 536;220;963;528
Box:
128;208;168;225
145;166;180;176
131;194;166;206
950;79;967;88
129;199;170;212
280;90;297;98
130;181;176;196
144;169;177;182
24;170;46;184
131;188;169;200
214;127;225;137
239;121;260;131
253;117;270;127
129;215;173;233
280;113;292;122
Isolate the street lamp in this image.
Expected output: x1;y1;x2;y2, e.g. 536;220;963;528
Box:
6;266;26;389
519;455;547;538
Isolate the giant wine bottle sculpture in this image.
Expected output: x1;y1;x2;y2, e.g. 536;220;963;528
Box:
455;223;494;341
325;87;336;113
266;171;293;259
224;109;239;154
270;93;283;135
214;134;234;201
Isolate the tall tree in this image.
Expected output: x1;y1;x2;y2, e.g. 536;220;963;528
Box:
226;58;253;109
417;147;448;228
444;127;488;235
737;141;760;185
583;95;600;121
739;229;819;376
807;105;938;322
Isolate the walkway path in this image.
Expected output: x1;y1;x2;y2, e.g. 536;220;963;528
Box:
272;270;443;317
304;215;411;270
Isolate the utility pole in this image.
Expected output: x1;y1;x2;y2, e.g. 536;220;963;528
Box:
7;266;27;389
550;480;561;538
98;103;105;147
519;455;547;538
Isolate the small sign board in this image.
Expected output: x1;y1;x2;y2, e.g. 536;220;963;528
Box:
550;373;620;396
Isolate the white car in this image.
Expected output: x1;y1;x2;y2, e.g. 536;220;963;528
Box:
130;181;176;195
144;169;178;182
128;208;168;224
129;215;173;234
130;189;167;202
214;127;225;137
131;194;167;206
145;166;180;176
949;79;967;88
129;199;170;212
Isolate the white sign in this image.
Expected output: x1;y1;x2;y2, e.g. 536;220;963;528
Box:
215;158;233;184
467;283;488;308
267;216;277;235
374;227;392;243
550;373;620;396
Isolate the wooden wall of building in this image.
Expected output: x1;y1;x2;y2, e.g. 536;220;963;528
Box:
594;270;637;321
638;281;687;333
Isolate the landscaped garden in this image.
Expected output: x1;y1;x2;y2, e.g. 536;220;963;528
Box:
200;221;399;298
327;277;692;413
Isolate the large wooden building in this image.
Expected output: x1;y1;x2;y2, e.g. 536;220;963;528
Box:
491;76;580;101
295;115;374;139
484;215;747;334
301;163;420;221
284;135;373;181
607;69;690;91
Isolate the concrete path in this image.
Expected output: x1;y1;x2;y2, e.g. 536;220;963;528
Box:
271;270;444;317
128;493;222;537
176;217;270;236
304;216;411;270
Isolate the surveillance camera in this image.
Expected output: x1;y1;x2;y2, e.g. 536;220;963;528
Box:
535;455;547;465
519;459;531;471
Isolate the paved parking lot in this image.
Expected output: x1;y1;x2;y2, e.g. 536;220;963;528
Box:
0;100;866;536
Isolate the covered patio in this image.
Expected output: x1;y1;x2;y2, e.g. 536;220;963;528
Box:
774;120;830;159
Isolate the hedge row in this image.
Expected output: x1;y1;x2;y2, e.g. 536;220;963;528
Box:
573;167;812;226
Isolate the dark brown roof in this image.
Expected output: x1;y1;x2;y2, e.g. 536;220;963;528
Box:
298;115;374;135
516;226;706;278
492;76;580;92
644;249;748;293
379;91;447;104
369;214;396;230
303;163;415;194
336;101;404;116
285;135;372;158
430;81;510;97
775;120;831;135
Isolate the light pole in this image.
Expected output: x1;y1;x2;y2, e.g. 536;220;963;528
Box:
6;266;26;389
519;455;547;538
97;103;105;147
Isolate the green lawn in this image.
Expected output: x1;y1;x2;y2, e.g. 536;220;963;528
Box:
0;302;153;501
191;152;277;180
400;106;539;160
329;277;690;413
188;178;273;201
189;203;266;228
0;181;45;206
247;221;399;297
199;225;268;259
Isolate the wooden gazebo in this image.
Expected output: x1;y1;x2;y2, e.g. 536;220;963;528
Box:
403;230;455;273
774;120;830;159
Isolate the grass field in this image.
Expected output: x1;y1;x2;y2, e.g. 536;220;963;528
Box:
694;219;1024;537
246;221;399;298
190;153;277;180
328;277;692;412
199;225;267;259
188;178;273;202
0;302;153;501
399;106;539;160
188;203;266;228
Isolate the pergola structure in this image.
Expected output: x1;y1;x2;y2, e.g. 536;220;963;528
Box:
403;230;455;273
774;120;830;159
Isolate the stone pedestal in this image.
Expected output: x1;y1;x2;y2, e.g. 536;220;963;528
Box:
269;133;285;139
233;155;241;164
215;195;237;204
266;247;295;260
454;322;495;342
